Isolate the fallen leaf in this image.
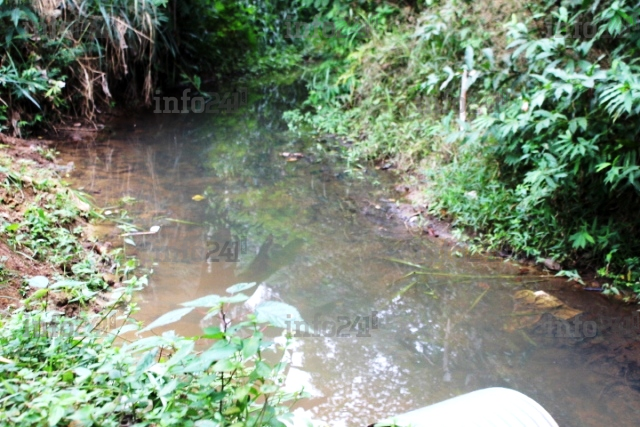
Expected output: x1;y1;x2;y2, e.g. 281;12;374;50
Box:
192;195;205;201
504;289;582;332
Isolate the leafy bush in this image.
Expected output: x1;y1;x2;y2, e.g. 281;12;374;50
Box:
291;0;640;296
0;283;307;427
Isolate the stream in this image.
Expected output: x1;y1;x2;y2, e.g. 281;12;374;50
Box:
55;82;640;427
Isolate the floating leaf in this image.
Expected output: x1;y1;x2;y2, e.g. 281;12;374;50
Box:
27;276;49;289
140;307;194;332
191;194;205;201
226;282;257;294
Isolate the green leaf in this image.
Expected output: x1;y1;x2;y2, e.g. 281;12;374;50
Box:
202;326;224;339
73;367;92;383
181;341;238;373
166;340;195;367
242;335;261;359
140;307;194;332
181;294;221;307
5;223;19;232
254;301;303;328
51;280;85;289
212;357;238;372
220;293;250;303
569;230;594;249
48;405;65;427
464;46;474;70
124;238;136;246
440;66;454;90
135;350;157;377
226;282;257;294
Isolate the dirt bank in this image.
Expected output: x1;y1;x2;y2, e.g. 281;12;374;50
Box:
0;133;123;315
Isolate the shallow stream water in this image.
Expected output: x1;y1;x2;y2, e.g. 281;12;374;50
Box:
56;83;640;426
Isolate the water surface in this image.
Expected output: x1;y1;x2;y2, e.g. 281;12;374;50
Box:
57;83;640;427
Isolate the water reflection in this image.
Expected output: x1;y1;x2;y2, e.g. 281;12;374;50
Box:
55;82;640;427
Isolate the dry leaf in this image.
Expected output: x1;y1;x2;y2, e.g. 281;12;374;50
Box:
505;290;582;332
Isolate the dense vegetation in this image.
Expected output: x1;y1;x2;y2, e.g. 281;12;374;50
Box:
286;0;640;298
2;0;640;423
0;0;299;133
0;145;308;426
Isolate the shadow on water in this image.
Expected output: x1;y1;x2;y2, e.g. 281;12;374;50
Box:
55;80;640;427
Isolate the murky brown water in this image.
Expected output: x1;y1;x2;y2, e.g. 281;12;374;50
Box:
55;86;640;426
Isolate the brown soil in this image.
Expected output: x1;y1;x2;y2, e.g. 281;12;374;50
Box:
0;132;114;315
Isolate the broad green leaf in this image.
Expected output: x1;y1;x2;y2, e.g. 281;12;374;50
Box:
73;367;92;384
181;294;221;307
48;405;65;427
242;335;261;359
212;357;239;372
135;350;157;377
166;340;195;367
181;341;238;373
140;307;194;332
226;282;257;294
254;301;304;328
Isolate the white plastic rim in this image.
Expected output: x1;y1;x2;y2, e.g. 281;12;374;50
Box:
374;387;559;427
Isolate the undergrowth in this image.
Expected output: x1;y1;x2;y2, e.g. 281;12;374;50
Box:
0;145;311;426
286;0;640;298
